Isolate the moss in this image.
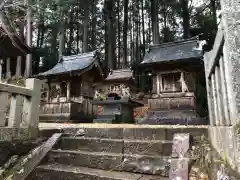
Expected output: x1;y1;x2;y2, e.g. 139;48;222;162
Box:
233;122;240;135
2;77;25;87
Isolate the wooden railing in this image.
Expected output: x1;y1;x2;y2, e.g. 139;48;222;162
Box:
0;78;41;128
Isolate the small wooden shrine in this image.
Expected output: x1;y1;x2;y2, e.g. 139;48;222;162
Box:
37;51;104;122
139;37;207;125
92;69;143;123
0;11;31;78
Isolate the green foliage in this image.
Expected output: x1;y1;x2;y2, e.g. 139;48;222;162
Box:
233;122;240;135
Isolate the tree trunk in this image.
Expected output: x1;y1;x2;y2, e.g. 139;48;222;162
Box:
83;5;89;53
150;0;160;44
67;11;74;55
59;10;65;59
25;0;33;77
91;0;97;51
181;0;190;39
105;0;116;70
141;0;146;56
117;0;121;68
210;0;217;30
123;0;129;68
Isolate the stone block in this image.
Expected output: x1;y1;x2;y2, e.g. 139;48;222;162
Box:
123;139;172;156
122;154;170;176
169;158;189;180
123;128;166;140
56;137;124;153
171;133;190;158
47;150;123;171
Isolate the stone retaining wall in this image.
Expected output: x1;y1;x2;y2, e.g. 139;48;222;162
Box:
208;127;240;174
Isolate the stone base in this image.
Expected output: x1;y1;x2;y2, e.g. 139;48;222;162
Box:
138;110;207;125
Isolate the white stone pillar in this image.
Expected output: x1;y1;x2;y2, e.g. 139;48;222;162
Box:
211;73;218;126
219;57;230;125
6;58;11;79
15;56;22;77
215;65;224;125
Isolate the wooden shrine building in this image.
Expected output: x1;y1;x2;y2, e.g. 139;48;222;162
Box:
0;11;31;78
37;51;104;122
139;37;207;125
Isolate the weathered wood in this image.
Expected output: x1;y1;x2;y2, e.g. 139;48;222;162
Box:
0;83;32;96
8;94;23;127
5;133;62;180
6;58;11;79
21;78;42;128
0;92;8;126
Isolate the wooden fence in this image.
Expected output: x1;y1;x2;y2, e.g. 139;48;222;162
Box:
0;78;41;140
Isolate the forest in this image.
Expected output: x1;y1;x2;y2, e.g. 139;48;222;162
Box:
1;0;219;77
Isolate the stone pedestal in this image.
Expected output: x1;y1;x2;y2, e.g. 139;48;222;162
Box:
91;99;143;124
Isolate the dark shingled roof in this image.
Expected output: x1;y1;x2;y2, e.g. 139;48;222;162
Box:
0;12;31;58
38;51;101;76
106;69;133;81
141;37;203;64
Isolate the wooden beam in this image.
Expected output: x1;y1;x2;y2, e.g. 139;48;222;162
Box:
4;133;62;180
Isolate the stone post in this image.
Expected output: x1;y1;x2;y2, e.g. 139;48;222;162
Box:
215;65;224;125
220;0;240;124
15;56;22;77
212;73;217;125
67;81;71;101
156;74;160;95
6;58;11;79
219;57;231;125
0;59;3;81
204;53;214;125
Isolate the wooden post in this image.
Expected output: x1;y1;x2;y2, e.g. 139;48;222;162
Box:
0;92;8;126
6;58;11;79
21;78;42;128
8;95;23;127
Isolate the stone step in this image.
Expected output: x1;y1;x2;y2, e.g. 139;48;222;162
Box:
28;164;165;180
61;127;208;141
55;137;172;156
47;150;170;176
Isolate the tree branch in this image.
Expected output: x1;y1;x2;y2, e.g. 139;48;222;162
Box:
0;0;13;10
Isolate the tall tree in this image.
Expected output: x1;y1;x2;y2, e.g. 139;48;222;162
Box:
150;0;160;44
123;0;129;68
25;0;33;77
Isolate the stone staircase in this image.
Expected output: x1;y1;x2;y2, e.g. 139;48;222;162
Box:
27;126;208;180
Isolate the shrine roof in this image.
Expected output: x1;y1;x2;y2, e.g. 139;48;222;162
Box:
0;12;31;58
106;69;133;81
141;37;203;65
38;51;103;77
